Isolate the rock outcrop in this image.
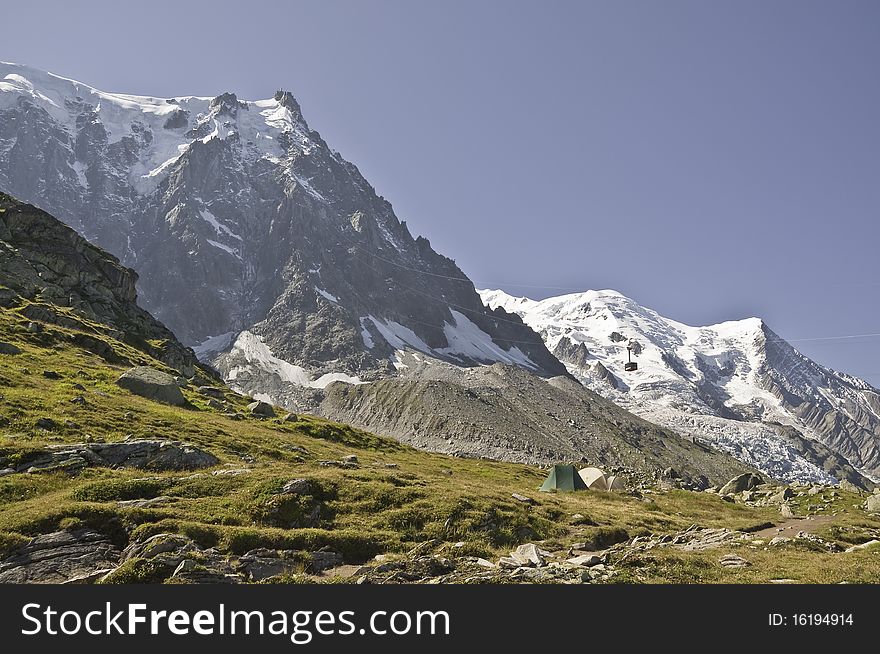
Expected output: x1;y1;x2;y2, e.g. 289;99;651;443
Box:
0;193;200;376
0;529;121;584
719;473;764;496
1;440;219;474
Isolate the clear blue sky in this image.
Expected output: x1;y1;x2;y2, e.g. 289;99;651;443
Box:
2;0;879;383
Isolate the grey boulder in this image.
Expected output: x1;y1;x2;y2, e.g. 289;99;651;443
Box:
279;479;313;495
719;473;763;496
117;367;186;406
248;401;276;417
0;342;21;355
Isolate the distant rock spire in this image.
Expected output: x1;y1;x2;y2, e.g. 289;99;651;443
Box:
274;89;303;121
210;92;246;115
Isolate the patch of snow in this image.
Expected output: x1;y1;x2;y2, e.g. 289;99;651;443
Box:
364;312;539;370
206;239;241;260
290;171;328;202
375;220;401;249
252;392;277;405
70;160;88;189
138;144;190;189
437;310;538;370
226;331;362;390
315;286;338;303
359;317;375;349
229;331;311;386
366;316;433;354
391;351;408;370
192;331;237;359
311;372;363;388
199;208;242;240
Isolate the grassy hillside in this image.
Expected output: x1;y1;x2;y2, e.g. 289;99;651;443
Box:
1;300;879;583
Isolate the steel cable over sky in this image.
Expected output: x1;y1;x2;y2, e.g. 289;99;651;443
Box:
339;227;880;347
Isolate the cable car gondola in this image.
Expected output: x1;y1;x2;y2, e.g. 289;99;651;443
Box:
624;342;638;372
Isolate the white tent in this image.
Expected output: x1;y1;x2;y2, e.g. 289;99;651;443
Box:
605;474;625;491
578;467;608;490
578;467;625;492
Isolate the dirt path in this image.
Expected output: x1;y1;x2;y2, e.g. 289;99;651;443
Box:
752;515;835;539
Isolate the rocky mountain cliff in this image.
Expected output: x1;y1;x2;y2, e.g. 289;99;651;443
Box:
0;192;200;375
481;289;879;488
0;63;563;407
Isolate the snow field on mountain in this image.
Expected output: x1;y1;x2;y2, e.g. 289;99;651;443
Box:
226;331;363;390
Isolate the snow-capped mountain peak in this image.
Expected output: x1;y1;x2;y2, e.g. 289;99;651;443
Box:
0;61;315;197
484;287;769;407
481;288;880;486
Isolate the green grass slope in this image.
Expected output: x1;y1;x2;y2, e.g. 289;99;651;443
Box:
1;300;879;583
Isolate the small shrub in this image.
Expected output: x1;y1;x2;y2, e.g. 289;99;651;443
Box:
583;526;630;550
570;513;597;526
382;507;431;535
222;528;267;555
220;527;388;562
445;541;493;559
73;478;169;502
166;476;242;499
0;531;29;558
1;447;49;468
825;525;876;545
58;517;85;531
247;494;329;529
99;558;170;584
295;421;400;451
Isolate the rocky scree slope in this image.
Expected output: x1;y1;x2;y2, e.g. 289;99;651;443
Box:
0;62;563;409
480;289;880;488
319;358;757;489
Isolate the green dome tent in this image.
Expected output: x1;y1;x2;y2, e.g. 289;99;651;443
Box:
540;464;589;491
